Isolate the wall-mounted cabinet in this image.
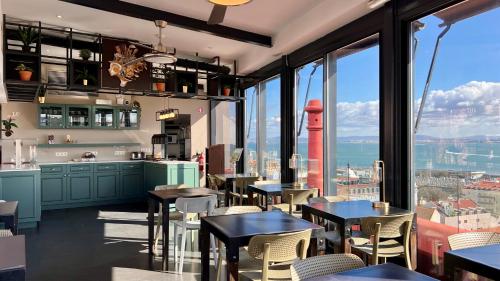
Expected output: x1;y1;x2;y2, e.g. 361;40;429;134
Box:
37;104;140;130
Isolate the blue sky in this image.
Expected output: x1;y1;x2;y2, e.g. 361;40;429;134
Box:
247;6;500;141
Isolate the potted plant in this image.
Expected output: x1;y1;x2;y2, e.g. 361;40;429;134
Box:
2;115;18;137
79;49;92;61
223;84;232;96
16;26;39;52
155;81;166;92
75;68;97;86
15;64;33;81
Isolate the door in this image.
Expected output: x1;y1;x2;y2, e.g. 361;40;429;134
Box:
121;172;144;198
95;172;120;200
41;174;66;206
38;104;65;128
67;173;93;202
0;172;40;223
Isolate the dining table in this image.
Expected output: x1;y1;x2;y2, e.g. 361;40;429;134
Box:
200;210;324;281
301;200;417;269
444;244;500;281
214;173;262;206
147;187;219;271
247;183;295;210
0;235;26;281
303;263;438;281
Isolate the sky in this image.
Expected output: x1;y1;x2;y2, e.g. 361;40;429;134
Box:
246;5;500;142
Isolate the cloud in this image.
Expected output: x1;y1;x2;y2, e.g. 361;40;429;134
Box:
337;100;379;136
416;81;500;137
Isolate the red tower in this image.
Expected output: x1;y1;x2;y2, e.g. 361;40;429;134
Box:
305;99;324;195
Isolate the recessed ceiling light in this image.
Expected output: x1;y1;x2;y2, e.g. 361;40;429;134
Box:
57;15;63;19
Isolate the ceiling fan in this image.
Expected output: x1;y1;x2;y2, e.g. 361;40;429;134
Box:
207;0;252;25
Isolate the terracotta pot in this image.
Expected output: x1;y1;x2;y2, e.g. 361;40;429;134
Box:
223;87;231;96
156;82;165;92
19;70;32;81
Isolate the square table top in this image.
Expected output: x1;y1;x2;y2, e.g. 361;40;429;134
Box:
148;187;218;202
214;173;259;181
304;263;438;281
445;244;500;271
202;211;322;243
0;235;25;272
0;201;18;216
247;183;295;195
303;200;412;223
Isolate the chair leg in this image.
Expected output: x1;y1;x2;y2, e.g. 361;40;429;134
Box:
179;225;187;274
216;240;223;281
173;224;178;271
153;204;163;255
210;234;217;268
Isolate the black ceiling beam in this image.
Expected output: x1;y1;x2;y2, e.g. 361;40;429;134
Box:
59;0;272;47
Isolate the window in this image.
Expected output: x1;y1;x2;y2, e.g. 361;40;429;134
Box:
295;59;324;191
410;1;500;277
326;34;380;200
244;76;282;179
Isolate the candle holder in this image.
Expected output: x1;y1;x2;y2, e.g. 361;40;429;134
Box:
289;153;304;188
372;160;389;209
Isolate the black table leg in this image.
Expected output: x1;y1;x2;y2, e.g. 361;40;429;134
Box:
225;181;231;207
200;220;211;281
339;222;350;253
226;241;240;281
162;201;169;271
248;190;254;206
147;197;155;268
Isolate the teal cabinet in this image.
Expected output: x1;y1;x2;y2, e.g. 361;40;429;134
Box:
0;170;41;227
92;106;116;129
116;107;141;129
38;104;65;129
167;164;199;187
41;174;66;205
66;105;91;129
144;162;167;192
121;173;144;198
94;172;120;200
67;172;93;202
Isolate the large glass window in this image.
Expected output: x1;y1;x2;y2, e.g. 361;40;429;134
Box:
244;76;281;179
295;59;324;191
410;1;500;277
327;34;380;200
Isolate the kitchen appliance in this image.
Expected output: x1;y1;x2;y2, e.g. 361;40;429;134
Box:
81;152;96;162
130;151;145;160
151;134;167;160
166;134;178;144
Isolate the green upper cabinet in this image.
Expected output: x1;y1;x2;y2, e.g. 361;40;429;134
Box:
66;105;92;129
116;107;141;129
92;106;116;129
38;104;65;129
37;104;140;130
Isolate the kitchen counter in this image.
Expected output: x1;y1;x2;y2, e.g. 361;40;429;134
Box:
38;160;195;165
0;164;40;172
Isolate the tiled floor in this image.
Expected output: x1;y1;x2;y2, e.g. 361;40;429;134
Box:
21;203;219;281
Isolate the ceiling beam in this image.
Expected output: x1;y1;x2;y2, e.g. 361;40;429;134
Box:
59;0;272;47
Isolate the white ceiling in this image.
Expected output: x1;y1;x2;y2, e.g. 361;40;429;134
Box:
2;0;374;74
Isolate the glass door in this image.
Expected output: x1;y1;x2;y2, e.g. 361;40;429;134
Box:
93;106;115;129
66;105;91;128
39;104;65;128
116;107;140;129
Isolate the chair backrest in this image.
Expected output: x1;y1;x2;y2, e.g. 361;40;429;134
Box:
212;205;262;216
155;184;188;191
247;229;312;263
207;174;222;191
290;254;365;281
308;195;346;204
283;188;318;205
448;232;500;250
175;195;218;215
360;213;414;239
234;177;260;194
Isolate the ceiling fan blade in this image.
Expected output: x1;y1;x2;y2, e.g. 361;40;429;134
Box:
208;4;227;25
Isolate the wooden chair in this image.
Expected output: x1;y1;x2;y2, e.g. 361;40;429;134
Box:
448;232;500;250
230;177;260;206
350;213;414;269
272;188;318;217
207;173;226;206
290;254;365;280
240;229;312;281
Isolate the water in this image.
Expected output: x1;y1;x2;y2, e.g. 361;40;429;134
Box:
248;141;500;175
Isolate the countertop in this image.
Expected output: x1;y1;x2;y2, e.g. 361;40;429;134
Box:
0;164;40;172
37;160;195;165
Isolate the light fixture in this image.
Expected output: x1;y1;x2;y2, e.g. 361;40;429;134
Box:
371;160;389;208
156;108;179;121
143;20;177;65
208;0;252;6
57;15;63;19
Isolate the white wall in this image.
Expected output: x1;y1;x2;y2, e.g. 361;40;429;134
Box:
1;94;209;166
